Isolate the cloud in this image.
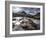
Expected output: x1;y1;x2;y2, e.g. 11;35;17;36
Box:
13;8;23;13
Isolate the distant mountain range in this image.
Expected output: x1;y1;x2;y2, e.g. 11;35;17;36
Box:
13;11;40;19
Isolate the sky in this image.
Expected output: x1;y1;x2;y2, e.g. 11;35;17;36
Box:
12;7;40;15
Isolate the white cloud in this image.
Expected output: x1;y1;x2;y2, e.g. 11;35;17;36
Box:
13;8;23;13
